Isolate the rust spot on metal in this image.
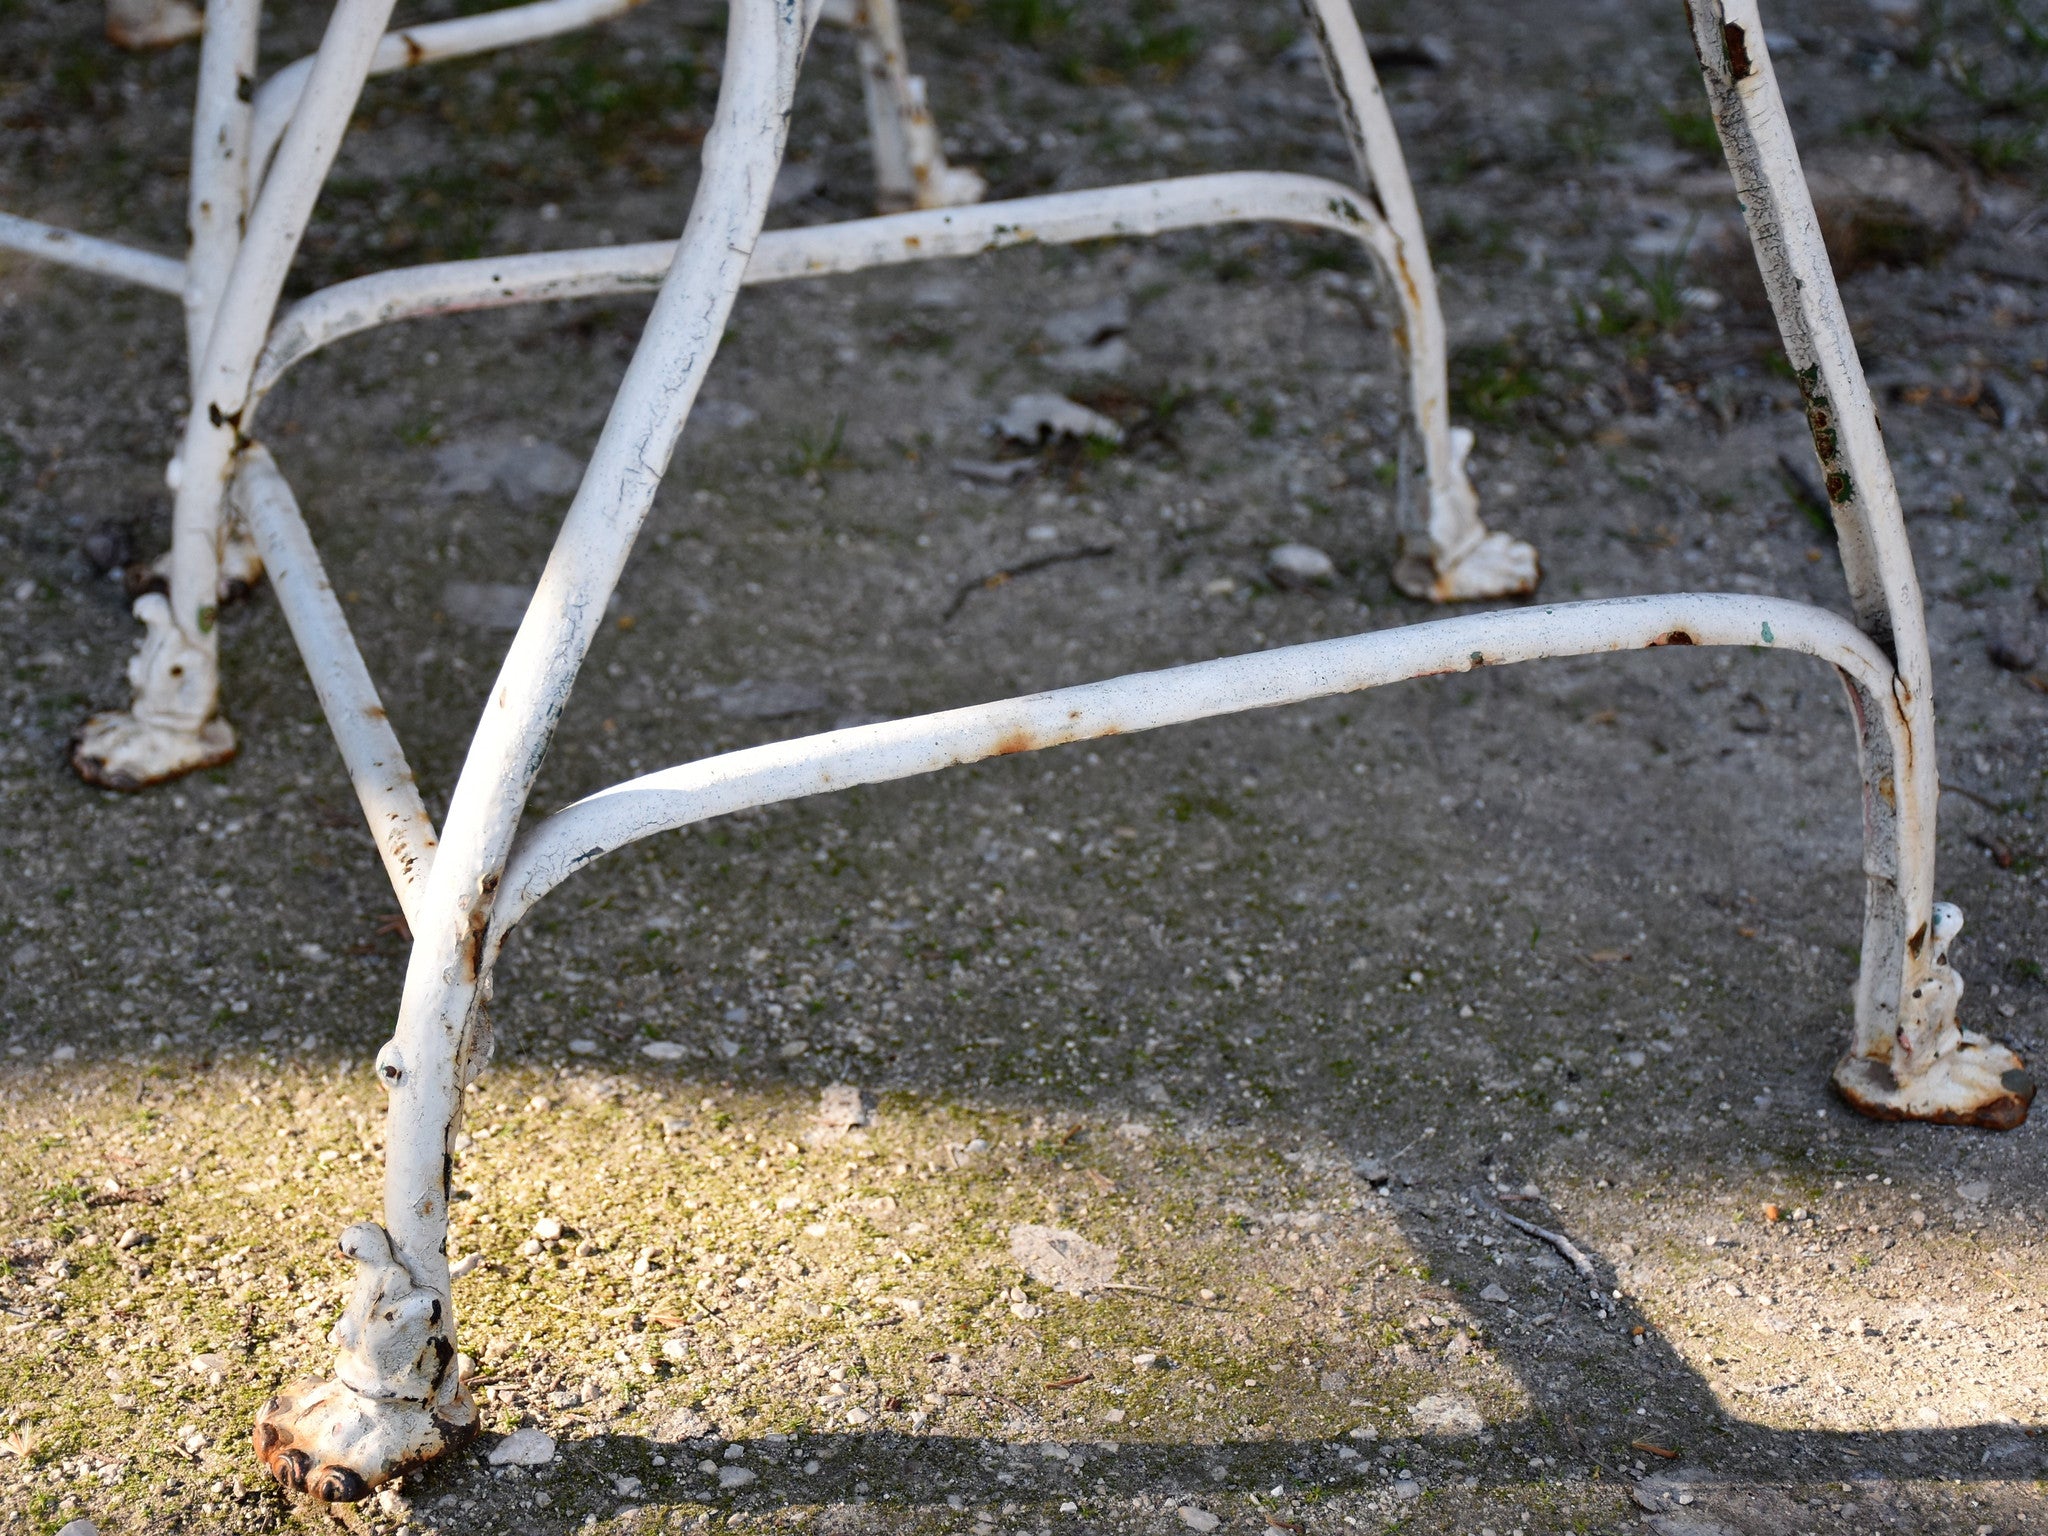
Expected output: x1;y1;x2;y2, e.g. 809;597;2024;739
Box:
1652;630;1696;646
400;32;425;65
992;727;1037;756
1722;21;1754;78
1906;921;1926;958
365;703;387;721
461;909;488;981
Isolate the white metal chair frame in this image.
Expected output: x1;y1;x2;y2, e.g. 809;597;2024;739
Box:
1;0;2033;1502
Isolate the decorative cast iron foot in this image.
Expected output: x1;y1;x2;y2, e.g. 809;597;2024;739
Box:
1392;427;1542;603
105;0;203;49
1414;528;1543;602
1834;903;2034;1130
254;1223;476;1503
71;712;236;789
71;592;235;789
255;1378;477;1504
1835;1039;2034;1131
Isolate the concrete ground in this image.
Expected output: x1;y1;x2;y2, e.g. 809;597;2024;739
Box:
3;0;2046;1532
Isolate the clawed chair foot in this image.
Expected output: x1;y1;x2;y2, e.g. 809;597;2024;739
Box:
71;710;236;790
255;1379;477;1505
70;591;235;790
1397;529;1542;603
1835;1041;2036;1131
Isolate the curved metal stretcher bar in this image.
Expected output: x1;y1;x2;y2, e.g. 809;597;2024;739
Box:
247;172;1396;416
485;591;1903;961
232;446;441;924
0;210;185;295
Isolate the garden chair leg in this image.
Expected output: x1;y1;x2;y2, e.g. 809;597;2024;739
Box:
1686;0;2030;1128
252;0;820;1500
1298;0;1540;602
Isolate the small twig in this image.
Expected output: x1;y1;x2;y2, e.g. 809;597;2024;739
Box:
941;544;1116;622
777;1341;818;1370
1098;1282;1227;1311
1630;1439;1681;1460
1044;1372;1092;1389
84;1188;164;1209
1941;783;2004;812
1495;1208;1601;1287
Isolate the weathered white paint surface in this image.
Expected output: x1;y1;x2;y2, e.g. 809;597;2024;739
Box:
2;0;2034;1501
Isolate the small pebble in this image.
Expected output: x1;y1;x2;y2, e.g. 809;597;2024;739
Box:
1266;542;1337;585
56;1521;100;1536
1393;1477;1422;1500
533;1215;563;1241
640;1040;688;1061
1178;1507;1220;1532
487;1428;556;1467
1480;1282;1510;1303
718;1465;757;1489
116;1227;148;1251
567;1037;599;1055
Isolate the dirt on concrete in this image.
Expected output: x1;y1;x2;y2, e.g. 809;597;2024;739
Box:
2;0;2046;1533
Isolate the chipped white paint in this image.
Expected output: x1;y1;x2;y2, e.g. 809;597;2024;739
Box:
1;0;2032;1502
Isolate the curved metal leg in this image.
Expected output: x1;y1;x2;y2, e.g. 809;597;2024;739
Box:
841;0;984;211
253;0;819;1501
74;0;398;791
1296;0;1538;603
1689;0;2030;1129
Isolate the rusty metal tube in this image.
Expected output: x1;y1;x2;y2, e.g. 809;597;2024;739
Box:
371;0;815;1426
486;592;1902;957
1687;2;1950;1085
184;0;262;395
0;211;184;295
248;0;653;193
248;172;1396;412
231;446;438;925
167;0;403;722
